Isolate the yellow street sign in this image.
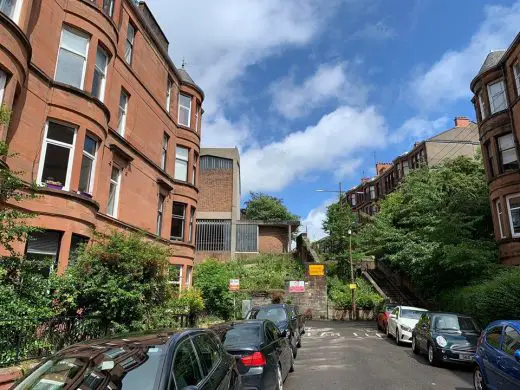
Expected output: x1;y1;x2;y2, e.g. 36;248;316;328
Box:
349;283;357;289
309;264;325;276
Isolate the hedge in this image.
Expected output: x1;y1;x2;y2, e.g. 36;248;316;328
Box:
437;267;520;327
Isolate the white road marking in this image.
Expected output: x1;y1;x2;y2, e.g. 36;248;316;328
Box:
376;333;382;338
353;332;358;337
365;333;370;337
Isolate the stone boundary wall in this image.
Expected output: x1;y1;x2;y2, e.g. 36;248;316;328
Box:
0;367;22;389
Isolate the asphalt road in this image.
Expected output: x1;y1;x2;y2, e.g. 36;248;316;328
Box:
284;320;473;390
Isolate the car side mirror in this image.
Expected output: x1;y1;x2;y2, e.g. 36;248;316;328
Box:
515;349;520;363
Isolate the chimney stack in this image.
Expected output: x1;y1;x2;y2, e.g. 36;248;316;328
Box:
454;116;470;127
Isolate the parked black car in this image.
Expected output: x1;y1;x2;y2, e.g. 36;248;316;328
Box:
246;304;302;358
211;320;294;390
412;312;481;366
12;329;241;390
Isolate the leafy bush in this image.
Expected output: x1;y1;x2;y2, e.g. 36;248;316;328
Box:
328;276;383;310
437;267;520;327
194;260;235;320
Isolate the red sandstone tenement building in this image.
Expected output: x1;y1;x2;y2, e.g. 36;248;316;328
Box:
471;33;520;266
0;0;203;287
344;117;479;218
195;148;299;263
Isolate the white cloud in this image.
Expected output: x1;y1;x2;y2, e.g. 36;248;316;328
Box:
390;116;450;143
241;105;387;193
350;21;396;41
269;62;369;119
200;114;252;149
301;198;335;241
410;2;520;111
334;158;363;180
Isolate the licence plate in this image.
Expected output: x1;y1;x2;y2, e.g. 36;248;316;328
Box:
459;354;473;361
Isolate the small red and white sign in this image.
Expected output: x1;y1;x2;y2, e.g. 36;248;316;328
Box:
229;279;240;291
289;281;305;293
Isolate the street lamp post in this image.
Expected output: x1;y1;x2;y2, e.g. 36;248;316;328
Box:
348;229;356;320
315;182;343;202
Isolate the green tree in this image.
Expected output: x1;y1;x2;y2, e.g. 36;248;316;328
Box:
243;192;298;221
57;231;171;327
322;202;359;280
359;156;497;297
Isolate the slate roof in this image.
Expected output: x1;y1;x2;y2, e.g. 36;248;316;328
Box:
478;50;505;75
177;67;198;87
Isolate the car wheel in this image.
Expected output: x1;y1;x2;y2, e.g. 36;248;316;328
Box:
395;328;401;346
289;353;295;373
412;336;419;354
473;366;487;390
276;364;284;390
428;343;440;366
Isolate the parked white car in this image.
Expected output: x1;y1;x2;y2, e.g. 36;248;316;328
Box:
387;306;428;346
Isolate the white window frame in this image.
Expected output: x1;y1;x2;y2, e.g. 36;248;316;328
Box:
479;92;487;120
102;0;114;17
125;22;135;65
161;132;169;170
186;266;192;288
168;265;183;289
78;135;97;195
487;80;508;115
370;186;375;200
189;207;195;242
166;78;172;113
497;133;518;172
0;0;23;24
195;103;201;133
506;193;520;238
107;165;122;218
178;93;192;127
351;194;356;207
192;152;197;185
496;200;505;239
171;202;186;241
54;26;89;90
175;146;189;182
156;193;165;235
117;89;129;136
514;63;520;97
92;45;109;102
37;121;77;191
0;70;6;104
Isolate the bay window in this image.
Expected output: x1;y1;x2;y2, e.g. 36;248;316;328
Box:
25;230;62;277
92;46;108;101
107;166;121;217
178;94;192;127
514;63;520;96
175;146;189;181
192;152;198;185
0;0;23;23
485;141;495;177
78;135;97;194
156;194;165;235
497;133;519;172
487;80;507;114
168;264;183;287
125;22;135;65
171;202;186;241
55;27;89;89
189;207;195;242
102;0;114;17
0;70;6;104
195;103;201;132
479;92;487;120
38;121;76;190
117;89;129;136
507;194;520;238
166;78;172;112
161;132;169;170
69;234;89;267
496;200;505;239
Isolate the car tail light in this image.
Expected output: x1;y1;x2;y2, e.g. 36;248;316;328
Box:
240;352;266;367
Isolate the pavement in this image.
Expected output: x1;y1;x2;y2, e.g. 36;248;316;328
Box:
284;320;473;390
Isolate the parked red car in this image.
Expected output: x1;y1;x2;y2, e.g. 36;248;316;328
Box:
376;303;398;332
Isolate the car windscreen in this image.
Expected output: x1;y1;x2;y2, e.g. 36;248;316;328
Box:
222;325;261;348
250;307;287;323
400;309;425;319
385;305;397;312
433;315;479;332
14;345;166;390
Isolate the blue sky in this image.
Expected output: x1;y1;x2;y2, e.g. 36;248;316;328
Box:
148;0;520;239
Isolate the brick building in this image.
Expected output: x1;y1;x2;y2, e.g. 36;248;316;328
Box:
195;148;299;263
0;0;204;288
345;117;479;218
470;33;520;265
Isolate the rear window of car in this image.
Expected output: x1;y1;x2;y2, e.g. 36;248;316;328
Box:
250;307;287;322
222;325;261;347
14;346;166;390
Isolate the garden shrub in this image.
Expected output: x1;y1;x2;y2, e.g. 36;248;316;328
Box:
328;276;383;310
437;267;520;327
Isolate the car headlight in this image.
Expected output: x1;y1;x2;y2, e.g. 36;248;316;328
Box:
436;336;448;347
401;325;412;332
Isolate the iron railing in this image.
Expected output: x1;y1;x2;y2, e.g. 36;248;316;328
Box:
0;314;193;368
